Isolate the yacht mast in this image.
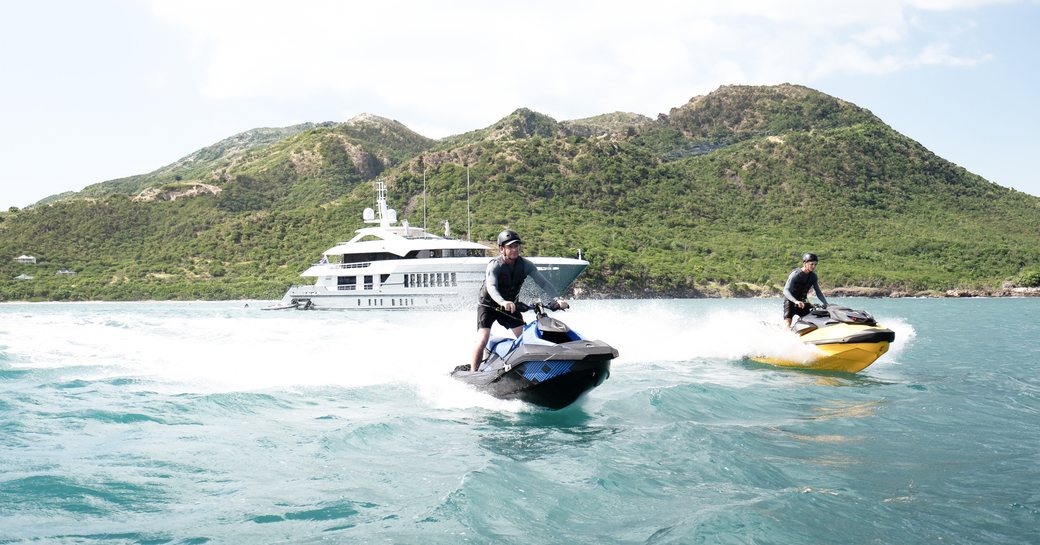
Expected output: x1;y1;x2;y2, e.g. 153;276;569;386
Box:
421;155;427;231
466;164;471;241
364;179;396;228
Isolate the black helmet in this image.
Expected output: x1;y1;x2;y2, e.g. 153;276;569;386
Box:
497;229;522;247
802;252;819;263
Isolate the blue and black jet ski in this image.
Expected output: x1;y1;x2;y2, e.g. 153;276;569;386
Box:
452;301;617;409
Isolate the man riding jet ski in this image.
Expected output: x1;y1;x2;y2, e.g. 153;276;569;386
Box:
452;301;617;409
751;304;896;373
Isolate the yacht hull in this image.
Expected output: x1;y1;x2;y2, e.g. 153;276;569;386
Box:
270;181;588;311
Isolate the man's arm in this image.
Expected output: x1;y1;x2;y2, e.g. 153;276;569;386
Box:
484;260;509;306
782;270;800;303
812;276;828;307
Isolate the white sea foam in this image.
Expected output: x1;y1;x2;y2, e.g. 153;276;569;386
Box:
0;300;917;406
561;301;821;363
0;303;550;411
0;300;1032;545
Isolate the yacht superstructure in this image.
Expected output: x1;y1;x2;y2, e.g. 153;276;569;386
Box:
272;182;588;310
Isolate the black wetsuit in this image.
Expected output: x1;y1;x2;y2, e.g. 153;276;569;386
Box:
477;256;557;329
783;267;828;320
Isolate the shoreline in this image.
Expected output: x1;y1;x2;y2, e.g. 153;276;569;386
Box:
2;287;1039;305
573;285;1040;300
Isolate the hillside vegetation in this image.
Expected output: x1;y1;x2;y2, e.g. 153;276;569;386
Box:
2;84;1038;302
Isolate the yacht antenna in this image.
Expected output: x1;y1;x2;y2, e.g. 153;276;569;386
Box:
366;179;393;228
422;156;427;231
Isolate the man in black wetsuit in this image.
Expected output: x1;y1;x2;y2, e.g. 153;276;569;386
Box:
469;230;569;371
783;252;829;328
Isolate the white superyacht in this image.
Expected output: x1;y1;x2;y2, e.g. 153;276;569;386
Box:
271;182;588;310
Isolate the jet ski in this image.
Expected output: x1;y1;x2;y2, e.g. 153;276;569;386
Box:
751;304;895;373
452;301;617;409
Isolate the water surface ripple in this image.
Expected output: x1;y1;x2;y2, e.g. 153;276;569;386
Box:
1;299;1037;544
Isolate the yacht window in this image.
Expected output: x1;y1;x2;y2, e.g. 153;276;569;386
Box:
337;276;357;290
381;274;390;285
342;252;400;264
364;275;373;290
451;272;457;286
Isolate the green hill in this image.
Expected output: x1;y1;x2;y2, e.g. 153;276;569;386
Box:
2;84;1037;302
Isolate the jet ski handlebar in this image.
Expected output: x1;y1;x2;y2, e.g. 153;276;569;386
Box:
806;303;831;316
514;300;566;315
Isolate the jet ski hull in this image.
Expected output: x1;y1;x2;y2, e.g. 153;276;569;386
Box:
752;309;895;373
453;357;611;409
751;339;891;373
452;304;617;409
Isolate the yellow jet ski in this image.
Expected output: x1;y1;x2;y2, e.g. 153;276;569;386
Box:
752;305;895;373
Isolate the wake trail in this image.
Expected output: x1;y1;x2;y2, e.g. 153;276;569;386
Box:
1;301;916;406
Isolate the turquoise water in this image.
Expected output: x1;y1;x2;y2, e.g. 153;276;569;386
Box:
1;298;1037;544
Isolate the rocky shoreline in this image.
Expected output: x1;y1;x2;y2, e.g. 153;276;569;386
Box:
828;286;1040;298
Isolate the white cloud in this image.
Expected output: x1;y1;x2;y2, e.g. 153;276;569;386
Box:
1;0;1034;209
907;0;1015;9
147;0;1000;135
916;42;992;66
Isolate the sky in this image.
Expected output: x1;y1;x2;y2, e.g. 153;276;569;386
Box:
2;0;1039;210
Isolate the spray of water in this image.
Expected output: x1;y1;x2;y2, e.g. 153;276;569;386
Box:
0;301;916;407
561;301;916;375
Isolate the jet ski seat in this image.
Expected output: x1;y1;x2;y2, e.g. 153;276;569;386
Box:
827;306;878;326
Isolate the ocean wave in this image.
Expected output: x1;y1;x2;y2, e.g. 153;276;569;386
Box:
0;474;169;516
